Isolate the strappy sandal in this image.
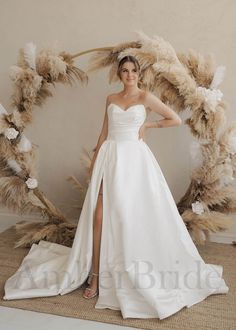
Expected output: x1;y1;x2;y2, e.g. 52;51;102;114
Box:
83;272;99;299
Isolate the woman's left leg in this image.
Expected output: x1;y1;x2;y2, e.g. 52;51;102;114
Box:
83;179;103;298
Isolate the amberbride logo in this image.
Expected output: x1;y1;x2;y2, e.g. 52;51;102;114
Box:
9;259;223;293
99;259;222;291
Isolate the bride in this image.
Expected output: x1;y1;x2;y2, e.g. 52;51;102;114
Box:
4;54;229;320
82;55;182;299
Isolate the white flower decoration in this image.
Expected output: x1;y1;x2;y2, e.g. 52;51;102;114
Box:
4;127;19;140
192;201;204;215
197;86;223;110
25;177;38;189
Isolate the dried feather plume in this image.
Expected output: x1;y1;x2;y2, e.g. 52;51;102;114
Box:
0;42;89;247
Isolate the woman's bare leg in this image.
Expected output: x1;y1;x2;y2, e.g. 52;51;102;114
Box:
83;179;103;298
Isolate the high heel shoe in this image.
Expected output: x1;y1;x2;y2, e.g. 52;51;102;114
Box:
83;272;99;299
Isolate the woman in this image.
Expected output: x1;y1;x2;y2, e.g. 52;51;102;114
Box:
4;55;229;320
82;55;182;299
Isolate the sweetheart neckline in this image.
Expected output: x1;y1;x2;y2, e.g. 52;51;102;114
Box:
108;102;146;113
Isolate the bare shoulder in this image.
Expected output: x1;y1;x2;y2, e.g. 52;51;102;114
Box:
107;93;117;99
106;93;118;106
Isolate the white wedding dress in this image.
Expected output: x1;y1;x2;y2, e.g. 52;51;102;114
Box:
3;103;229;320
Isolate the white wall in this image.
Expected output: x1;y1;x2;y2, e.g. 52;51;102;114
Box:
0;0;235;241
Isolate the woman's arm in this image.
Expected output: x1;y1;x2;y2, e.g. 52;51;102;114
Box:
88;97;109;177
144;91;182;128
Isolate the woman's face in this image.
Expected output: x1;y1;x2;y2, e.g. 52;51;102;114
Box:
119;61;139;86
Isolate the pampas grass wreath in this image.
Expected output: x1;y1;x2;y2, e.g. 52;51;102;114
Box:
0;31;235;248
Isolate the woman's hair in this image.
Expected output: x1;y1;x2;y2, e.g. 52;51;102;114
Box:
117;55;140;79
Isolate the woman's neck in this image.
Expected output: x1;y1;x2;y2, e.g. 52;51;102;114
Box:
121;86;140;97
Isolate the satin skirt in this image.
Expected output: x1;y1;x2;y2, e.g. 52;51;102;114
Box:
3;136;229;319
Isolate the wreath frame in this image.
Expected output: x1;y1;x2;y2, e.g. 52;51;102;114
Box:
0;31;235;248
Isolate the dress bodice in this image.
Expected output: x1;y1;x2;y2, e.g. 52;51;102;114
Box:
106;103;147;142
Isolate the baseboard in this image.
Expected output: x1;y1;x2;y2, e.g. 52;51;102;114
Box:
0;211;235;245
0;210;77;221
0;211;77;233
0;210;43;220
209;232;236;244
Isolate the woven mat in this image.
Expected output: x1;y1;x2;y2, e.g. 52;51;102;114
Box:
0;225;235;330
